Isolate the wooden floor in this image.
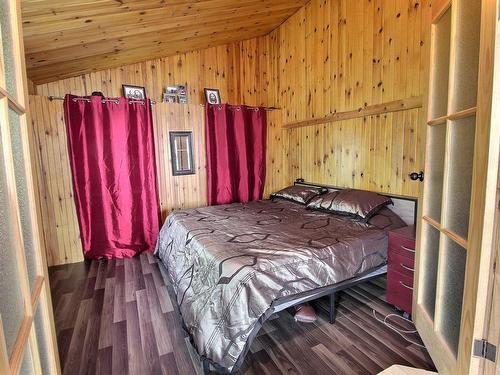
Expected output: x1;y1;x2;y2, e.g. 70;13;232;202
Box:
49;253;436;375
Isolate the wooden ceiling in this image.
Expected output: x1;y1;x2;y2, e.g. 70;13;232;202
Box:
21;0;308;84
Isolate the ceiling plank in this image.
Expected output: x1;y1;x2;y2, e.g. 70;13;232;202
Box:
22;0;307;83
22;0;307;22
23;0;304;35
27;27;276;83
26;11;291;69
24;1;300;52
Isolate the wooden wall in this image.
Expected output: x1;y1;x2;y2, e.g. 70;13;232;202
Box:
29;95;284;266
34;38;269;107
30;39;273;265
29;96;82;266
265;0;432;197
29;97;210;265
152;104;207;221
33;0;433;199
28;0;432;265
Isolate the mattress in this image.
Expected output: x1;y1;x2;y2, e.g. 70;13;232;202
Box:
154;199;405;373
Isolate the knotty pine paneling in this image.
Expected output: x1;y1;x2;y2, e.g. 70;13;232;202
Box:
284;108;423;197
152;103;207;221
33;0;431;199
22;0;308;83
27;78;36;95
35;39;270;108
263;110;288;198
29;0;432;265
264;0;429;118
30;95;83;266
265;0;431;197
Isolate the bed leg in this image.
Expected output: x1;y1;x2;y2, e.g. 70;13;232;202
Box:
329;292;336;324
202;358;210;375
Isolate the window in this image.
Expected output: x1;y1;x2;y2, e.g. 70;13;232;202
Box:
169;131;195;175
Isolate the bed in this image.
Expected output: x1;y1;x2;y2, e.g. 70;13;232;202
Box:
154;180;417;374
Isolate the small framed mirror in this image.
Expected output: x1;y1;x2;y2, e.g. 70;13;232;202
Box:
169;131;195;176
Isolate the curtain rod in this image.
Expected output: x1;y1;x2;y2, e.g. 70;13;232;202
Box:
199;104;280;112
46;96;280;111
48;96;156;105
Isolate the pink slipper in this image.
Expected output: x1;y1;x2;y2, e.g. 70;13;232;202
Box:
294;303;317;323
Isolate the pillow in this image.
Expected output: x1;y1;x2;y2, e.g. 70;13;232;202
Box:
270;185;327;205
367;207;406;231
305;191;340;211
307;188;392;220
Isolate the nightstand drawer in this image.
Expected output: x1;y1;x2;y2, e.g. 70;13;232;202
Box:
386;267;414;314
388;237;416;261
388;251;415;278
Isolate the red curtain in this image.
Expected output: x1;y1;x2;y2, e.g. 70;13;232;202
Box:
205;104;267;205
64;95;160;260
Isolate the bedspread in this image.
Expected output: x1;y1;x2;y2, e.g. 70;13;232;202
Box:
155;199;404;372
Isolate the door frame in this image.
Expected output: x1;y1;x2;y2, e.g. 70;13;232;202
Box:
471;2;500;372
413;0;499;373
0;1;60;374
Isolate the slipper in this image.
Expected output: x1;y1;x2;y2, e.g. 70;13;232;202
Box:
294;303;317;323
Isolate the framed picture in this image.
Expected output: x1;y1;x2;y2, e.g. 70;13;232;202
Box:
204;88;221;105
166;86;178;95
177;84;188;104
163;84;189;104
163;93;177;103
122;84;146;100
177;85;187;96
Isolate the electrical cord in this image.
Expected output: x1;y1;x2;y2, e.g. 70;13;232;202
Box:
372;310;426;348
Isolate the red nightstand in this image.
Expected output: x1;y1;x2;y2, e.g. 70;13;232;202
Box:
386;225;416;315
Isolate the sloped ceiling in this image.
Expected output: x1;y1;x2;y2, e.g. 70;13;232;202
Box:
21;0;308;84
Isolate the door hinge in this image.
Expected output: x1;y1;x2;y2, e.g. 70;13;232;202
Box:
473;339;497;362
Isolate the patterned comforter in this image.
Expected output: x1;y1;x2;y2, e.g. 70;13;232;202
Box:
154;199;405;373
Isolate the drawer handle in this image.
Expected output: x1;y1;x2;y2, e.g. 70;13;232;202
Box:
400;245;415;253
399;281;414;291
400;263;415;272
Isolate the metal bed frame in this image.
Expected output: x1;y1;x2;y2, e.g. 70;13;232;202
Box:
199;265;388;374
280;179;418;324
272;264;388;324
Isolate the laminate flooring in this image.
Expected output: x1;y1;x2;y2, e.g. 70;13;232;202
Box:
49;253;436;375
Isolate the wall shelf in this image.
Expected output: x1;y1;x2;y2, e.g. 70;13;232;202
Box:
427;106;477;126
282;96;423;130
